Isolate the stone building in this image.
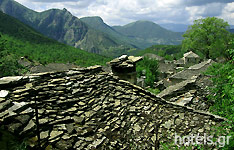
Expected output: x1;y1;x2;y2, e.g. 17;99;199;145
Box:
183;51;200;66
166;59;213;87
107;55;142;85
174;51;200;67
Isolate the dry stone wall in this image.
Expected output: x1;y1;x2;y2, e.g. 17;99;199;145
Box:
0;66;228;149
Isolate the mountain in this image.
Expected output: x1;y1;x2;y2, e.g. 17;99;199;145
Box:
0;10;110;67
159;23;189;32
0;0;183;57
112;20;183;48
80;16;134;46
0;0;128;56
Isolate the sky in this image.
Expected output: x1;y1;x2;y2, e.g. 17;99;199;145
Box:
14;0;234;26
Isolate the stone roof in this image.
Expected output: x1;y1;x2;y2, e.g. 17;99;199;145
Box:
158;75;213;111
184;51;200;58
107;55;142;68
157;76;198;99
0;65;227;149
143;53;164;61
188;59;212;69
170;59;213;80
174;57;184;65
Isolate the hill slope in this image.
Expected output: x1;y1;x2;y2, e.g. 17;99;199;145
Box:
113;20;183;48
80;16;135;46
0;10;110;67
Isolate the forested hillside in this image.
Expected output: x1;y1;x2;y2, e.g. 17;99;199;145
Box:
0;10;110;77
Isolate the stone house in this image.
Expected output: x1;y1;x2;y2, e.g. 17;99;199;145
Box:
174;51;200;67
183;51;200;66
166;59;213;87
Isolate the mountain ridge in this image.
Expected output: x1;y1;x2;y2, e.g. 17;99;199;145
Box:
0;0;184;57
0;10;109;67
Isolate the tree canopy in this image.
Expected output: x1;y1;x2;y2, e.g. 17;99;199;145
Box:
182;17;231;59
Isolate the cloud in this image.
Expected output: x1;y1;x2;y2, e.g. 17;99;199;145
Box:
184;0;234;6
14;0;234;25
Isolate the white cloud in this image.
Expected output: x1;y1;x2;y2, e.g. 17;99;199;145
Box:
219;2;234;25
14;0;234;25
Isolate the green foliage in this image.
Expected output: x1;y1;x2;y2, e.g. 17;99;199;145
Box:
205;42;234;149
136;57;159;87
137;45;182;60
147;88;160;95
182;17;231;59
0;126;28;150
0;36;25;77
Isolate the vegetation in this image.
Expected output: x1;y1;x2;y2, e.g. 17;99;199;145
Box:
136;57;159;87
203;38;234;149
0;36;26;77
182;17;231;59
137;44;182;60
205;62;234;149
0;126;28;150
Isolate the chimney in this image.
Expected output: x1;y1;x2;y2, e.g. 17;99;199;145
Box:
107;55;142;84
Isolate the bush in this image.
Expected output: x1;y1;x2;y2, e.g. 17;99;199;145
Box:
136;57;159;87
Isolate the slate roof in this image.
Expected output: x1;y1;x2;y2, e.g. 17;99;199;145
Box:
143;53;164;61
0;65;226;149
184;51;200;58
170;59;213;80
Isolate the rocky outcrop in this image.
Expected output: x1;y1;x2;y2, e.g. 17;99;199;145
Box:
0;65;228;149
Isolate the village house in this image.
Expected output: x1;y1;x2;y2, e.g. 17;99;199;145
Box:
174;51;200;67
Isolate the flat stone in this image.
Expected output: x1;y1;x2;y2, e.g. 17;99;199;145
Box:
85;111;95;118
193;116;199;121
198;128;204;133
85;137;93;142
40;131;49;139
0;76;23;85
49;130;63;140
114;100;121;107
78;101;86;106
91;137;106;148
164;120;173;129
74;116;85;125
8;102;28;113
93;105;101;111
66;124;74;134
0;90;9;98
134;124;141;132
21;120;36;133
67;107;77;112
39;118;49;124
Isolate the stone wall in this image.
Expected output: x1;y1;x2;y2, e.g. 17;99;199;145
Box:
0;66;228;149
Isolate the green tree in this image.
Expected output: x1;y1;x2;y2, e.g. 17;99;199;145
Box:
0;35;23;77
182;17;231;59
136;57;159;87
